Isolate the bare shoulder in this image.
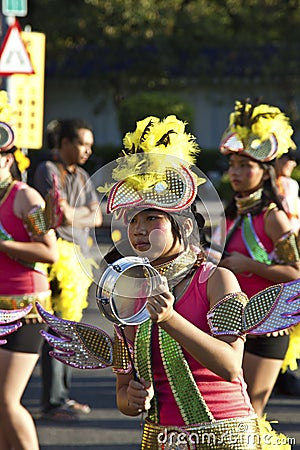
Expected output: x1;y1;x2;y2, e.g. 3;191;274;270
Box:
15;183;45;217
209;265;239;285
207;266;242;308
265;206;291;241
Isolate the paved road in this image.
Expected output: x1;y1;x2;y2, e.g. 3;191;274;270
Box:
23;253;300;449
24;282;143;450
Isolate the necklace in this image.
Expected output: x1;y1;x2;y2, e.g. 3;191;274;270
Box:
235;188;263;215
154;246;203;288
0;175;12;190
0;176;13;200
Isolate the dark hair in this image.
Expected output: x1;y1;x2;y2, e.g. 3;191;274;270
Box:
225;160;284;220
56;119;93;147
277;148;298;162
10;157;22;181
45;120;61;149
170;202;205;244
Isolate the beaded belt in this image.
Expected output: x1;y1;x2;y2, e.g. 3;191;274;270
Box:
142;415;262;450
0;290;52;320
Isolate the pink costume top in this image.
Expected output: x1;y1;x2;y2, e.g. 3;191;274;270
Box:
225;212;274;298
150;262;254;426
0;181;49;295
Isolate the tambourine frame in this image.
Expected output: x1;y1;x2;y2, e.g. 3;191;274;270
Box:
96;256;162;326
0;122;14;150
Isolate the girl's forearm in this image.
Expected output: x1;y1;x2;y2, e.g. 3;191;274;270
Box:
0;233;57;264
246;258;300;282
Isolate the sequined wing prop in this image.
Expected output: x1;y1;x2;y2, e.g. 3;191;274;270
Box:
36;303;113;369
208;280;300;337
243;280;300;335
0;305;32;345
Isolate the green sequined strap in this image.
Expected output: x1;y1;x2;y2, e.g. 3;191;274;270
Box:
136;320;214;424
242;214;272;264
135;320;159;422
158;327;214;424
0;222;13;241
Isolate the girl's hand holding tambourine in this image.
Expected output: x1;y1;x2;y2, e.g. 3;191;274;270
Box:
146;280;175;323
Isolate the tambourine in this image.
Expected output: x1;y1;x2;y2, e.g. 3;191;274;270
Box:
0;122;14;150
96;256;163;326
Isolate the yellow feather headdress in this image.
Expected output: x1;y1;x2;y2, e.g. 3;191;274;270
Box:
0;90;15;151
220;99;296;162
0;90;15;126
99;115;205;214
0;90;30;172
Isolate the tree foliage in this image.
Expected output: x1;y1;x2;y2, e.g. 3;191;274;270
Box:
117;91;194;136
22;0;300;103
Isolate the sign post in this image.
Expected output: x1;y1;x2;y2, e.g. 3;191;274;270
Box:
0;18;46;149
2;0;27;17
8;31;46;149
0;21;34;75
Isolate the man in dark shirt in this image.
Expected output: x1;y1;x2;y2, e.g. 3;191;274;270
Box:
33;118;102;420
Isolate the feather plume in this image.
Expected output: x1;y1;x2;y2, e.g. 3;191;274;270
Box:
0;91;16;125
228;100;296;158
48;238;98;321
111;115;200;191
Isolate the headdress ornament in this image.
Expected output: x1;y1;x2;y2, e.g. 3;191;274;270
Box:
0;90;30;171
219;99;296;162
0;90;15;151
98;115;205;214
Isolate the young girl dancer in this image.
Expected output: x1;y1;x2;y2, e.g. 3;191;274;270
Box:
219;100;300;417
0;110;58;449
39;115;299;449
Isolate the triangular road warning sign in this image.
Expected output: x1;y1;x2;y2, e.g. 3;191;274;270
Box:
0;20;34;76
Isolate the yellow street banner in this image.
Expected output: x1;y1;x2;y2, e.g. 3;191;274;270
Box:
8;31;45;149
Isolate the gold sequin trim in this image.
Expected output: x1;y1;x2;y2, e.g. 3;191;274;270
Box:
207;292;249;336
155;246;200;288
112;327;133;374
0;290;52;320
274;231;300;263
141;415;262;450
235;188;263;215
24;205;50;236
